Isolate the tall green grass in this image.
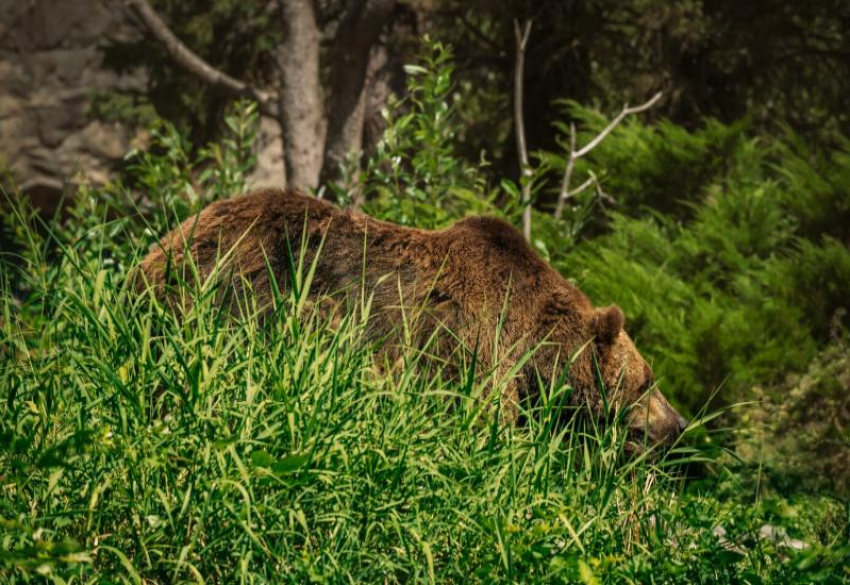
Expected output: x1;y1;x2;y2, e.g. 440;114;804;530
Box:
2;39;848;583
1;192;846;583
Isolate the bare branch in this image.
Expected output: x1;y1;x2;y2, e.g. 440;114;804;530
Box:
574;92;662;158
513;19;533;242
596;183;617;206
569;175;596;198
126;0;275;116
555;122;577;221
554;91;662;220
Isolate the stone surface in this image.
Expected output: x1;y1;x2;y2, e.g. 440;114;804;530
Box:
0;0;285;212
0;0;146;212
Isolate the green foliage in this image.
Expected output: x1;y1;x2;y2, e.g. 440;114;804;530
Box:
125;99;259;225
3;38;850;583
736;335;850;498
771;130;850;243
102;0;850;189
87;91;159;128
532;101;849;412
2;186;847;582
352;37;503;228
351;37;574;261
540;104;752;221
438;0;850;170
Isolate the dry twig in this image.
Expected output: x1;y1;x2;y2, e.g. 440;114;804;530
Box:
126;0;275;116
554;91;662;220
513;19;533;242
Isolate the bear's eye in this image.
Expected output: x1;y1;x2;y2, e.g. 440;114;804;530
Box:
636;375;654;396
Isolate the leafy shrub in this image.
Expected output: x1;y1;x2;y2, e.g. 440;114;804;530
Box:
123;98;259;231
2;37;849;582
539;104;751;220
773;131;850;243
737;331;850;498
550;119;850;420
350;37;503;229
348;36;577;261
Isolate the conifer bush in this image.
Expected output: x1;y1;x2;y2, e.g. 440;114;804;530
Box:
2;40;848;582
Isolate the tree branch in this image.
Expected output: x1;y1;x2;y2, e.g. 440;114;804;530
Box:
513;19;533;242
125;0;275;116
554;91;662;220
569;175;596;198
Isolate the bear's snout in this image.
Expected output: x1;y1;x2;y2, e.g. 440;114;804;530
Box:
628;389;688;447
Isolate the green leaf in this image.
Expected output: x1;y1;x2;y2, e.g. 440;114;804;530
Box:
403;64;428;76
250;450;274;468
271;454;309;475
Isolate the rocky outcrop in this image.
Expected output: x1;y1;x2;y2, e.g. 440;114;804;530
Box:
0;0;150;213
0;0;287;214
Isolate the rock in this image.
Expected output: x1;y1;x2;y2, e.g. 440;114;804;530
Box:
758;524;809;550
77;120;133;160
0;0;145;209
0;0;284;210
2;0;117;52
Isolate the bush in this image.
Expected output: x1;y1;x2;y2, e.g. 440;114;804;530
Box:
550;119;850;421
737;331;850;498
540;105;751;220
2;38;849;582
2;187;847;581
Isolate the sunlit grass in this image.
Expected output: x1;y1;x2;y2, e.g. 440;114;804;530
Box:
2;202;846;583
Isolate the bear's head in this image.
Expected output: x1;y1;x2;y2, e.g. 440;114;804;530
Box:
531;302;687;449
588;305;688;448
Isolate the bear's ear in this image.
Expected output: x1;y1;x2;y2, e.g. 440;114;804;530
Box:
592;305;624;345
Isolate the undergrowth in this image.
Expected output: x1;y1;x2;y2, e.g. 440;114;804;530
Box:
1;38;849;582
1;197;845;582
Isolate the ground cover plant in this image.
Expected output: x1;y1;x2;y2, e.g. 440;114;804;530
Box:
2;41;849;582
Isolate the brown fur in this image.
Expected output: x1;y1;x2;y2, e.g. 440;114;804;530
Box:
135;188;686;445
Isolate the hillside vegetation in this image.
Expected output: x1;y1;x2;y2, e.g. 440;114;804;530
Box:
1;41;848;582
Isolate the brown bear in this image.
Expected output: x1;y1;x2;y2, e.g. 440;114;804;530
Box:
134;188;687;447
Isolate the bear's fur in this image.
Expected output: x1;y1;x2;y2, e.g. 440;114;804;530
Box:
135;188;686;445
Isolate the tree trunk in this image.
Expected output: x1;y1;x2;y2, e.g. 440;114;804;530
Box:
320;0;396;188
278;0;325;190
